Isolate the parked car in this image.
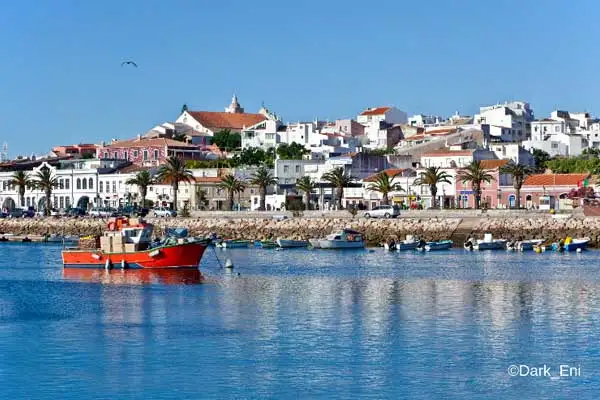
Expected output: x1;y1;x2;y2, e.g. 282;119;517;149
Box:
89;207;118;218
153;207;177;217
67;207;87;217
363;205;401;219
118;205;149;217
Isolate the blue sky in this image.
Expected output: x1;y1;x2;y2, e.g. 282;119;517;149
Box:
1;0;599;156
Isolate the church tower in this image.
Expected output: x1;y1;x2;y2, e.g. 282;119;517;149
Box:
225;94;244;114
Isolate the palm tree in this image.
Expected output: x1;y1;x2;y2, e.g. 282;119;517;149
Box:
33;167;58;216
218;174;246;211
500;162;533;209
414;167;453;208
366;171;404;206
9;171;32;208
321;167;356;210
249;166;278;211
457;161;495;209
296;176;317;210
156;156;194;212
126;170;154;208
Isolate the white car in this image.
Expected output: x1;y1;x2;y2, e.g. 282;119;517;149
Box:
89;207;117;218
363;205;401;219
153;207;177;217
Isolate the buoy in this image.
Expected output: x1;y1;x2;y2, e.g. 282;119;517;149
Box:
576;248;582;253
225;259;234;269
104;259;111;270
121;260;127;269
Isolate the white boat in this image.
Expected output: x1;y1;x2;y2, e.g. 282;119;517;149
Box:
308;239;321;248
473;233;508;250
44;234;79;243
515;239;544;252
276;238;308;248
383;235;420;251
423;240;453;252
220;240;251;248
317;229;365;249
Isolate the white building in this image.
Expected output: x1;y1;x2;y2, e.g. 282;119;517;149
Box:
241;119;285;149
488;143;535;166
474;101;534;142
357;106;408;149
408;114;444;127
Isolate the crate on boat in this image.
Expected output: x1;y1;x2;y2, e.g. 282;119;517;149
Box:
79;236;99;250
100;236;113;252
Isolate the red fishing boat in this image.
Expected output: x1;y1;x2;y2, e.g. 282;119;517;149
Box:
61;217;207;269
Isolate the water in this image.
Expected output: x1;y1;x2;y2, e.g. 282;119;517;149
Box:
0;243;599;399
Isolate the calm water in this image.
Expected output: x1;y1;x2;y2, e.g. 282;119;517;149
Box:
1;244;600;399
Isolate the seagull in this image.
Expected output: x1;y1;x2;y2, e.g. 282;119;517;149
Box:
121;60;138;68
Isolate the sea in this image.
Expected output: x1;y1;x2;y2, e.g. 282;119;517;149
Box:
0;243;599;399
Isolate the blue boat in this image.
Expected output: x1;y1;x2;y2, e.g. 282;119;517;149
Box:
417;240;453;252
551;237;590;252
254;240;278;249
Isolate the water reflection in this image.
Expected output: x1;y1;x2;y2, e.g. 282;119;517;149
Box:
62;268;204;285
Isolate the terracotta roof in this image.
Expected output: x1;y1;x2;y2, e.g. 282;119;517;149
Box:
194;176;223;183
404;134;426;141
479;159;510;169
103;138;198;149
360;107;392;116
117;165;153;174
363;168;405;182
524;173;589;187
422;148;474;157
425;128;457;135
187;111;266;130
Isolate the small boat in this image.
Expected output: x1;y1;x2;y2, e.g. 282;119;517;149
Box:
423;240;453;252
254;240;278;249
62;217;206;269
276;238;308;248
473;234;508;250
220;240;251;249
44;234;80;244
515;239;544;252
551;237;590;252
384;235;419;251
317;229;365;249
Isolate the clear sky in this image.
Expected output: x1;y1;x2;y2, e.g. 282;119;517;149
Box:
1;0;599;156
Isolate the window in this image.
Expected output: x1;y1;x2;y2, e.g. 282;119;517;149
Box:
59;179;64;189
54;197;58;209
554;125;560;132
112;181;116;193
66;197;70;207
143;150;148;161
153;150;159;160
295;165;300;173
76;178;81;189
149;187;153;192
133;150;139;158
551;143;559;149
284;165;289;173
65;179;70;190
82;178;87;190
124;152;128;161
99;181;103;193
88;178;93;189
59;197;64;209
113;152;118;159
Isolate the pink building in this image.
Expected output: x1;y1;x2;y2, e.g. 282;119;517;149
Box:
96;137;203;166
455;159;510;208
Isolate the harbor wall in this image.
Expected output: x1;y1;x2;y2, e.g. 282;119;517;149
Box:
1;215;600;247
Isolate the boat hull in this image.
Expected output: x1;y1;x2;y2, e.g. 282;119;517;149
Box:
318;239;365;249
474;240;507;250
424;240;453;251
221;240;251;248
552;238;590;252
308;239;321;248
255;240;278;248
62;242;207;269
516;239;544;251
276;239;308;248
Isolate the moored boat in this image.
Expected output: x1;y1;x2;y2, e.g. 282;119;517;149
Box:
61;217;207;269
384;235;419;251
472;234;508;250
551;237;590;252
44;234;80;244
317;229;365;249
254;240;278;249
516;239;544;252
423;240;453;252
276;238;308;248
219;240;252;248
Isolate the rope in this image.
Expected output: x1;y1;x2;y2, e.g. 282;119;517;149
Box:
211;245;224;268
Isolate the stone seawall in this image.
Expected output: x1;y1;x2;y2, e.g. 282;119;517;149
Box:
1;216;600;247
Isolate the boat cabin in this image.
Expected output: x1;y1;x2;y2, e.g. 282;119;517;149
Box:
122;225;154;245
327;229;364;242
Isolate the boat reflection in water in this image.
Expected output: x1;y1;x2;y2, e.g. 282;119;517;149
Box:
62;268;204;285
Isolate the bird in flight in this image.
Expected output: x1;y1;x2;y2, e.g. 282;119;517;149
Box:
121;60;138;68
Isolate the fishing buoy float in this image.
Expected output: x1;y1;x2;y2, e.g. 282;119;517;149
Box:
225;259;234;269
576;248;582;253
120;260;127;269
104;259;112;270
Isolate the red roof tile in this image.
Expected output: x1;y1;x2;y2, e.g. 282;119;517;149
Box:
360;107;392;116
187;111;267;130
425;128;457;135
363;168;406;182
523;173;589;187
422;148;474;157
194;176;223;183
102;138;198;149
479;159;510;169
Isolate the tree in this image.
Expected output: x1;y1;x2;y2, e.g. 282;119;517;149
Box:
276;142;310;160
156;156;194;212
296;176;317;210
9;171;31;208
414;167;452;208
457;161;495;209
126;170;155;208
250;166;278;211
366;171;404;205
218;174;246;211
33;167;58;216
212;129;241;151
322;167;355;210
499;162;533;209
232;147;275;167
531;149;551;173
